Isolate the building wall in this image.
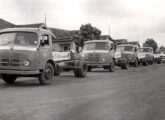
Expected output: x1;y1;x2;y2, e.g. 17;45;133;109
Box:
52;41;77;53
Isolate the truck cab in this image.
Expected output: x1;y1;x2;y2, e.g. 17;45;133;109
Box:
138;47;154;66
82;40;115;72
115;44;139;68
0;27;87;85
160;51;165;63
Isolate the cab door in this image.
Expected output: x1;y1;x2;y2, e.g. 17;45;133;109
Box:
108;42;115;62
133;46;138;61
38;34;52;69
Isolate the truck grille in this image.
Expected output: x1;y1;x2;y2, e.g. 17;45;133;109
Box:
88;54;100;62
1;59;20;66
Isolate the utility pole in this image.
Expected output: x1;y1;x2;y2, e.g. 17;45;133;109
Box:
45;13;47;25
108;26;111;40
108;26;110;36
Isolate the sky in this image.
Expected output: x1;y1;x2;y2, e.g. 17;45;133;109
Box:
0;0;165;46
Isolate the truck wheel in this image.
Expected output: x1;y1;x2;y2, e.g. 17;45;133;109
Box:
88;66;92;72
150;61;154;65
74;63;87;78
157;60;161;64
109;60;115;72
54;70;61;76
133;59;138;67
39;63;54;85
142;61;148;66
121;62;128;69
2;74;17;84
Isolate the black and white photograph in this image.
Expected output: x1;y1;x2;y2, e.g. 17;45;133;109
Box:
0;0;165;120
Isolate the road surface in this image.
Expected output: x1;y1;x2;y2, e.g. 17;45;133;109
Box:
0;64;165;120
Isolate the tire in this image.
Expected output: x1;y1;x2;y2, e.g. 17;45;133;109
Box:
74;63;87;78
142;61;148;66
39;63;54;85
88;66;92;72
109;60;115;72
157;60;161;64
121;62;128;69
54;70;61;76
133;59;138;67
2;74;17;84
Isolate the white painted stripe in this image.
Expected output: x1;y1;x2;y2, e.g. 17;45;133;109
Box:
0;46;10;50
84;50;108;53
13;46;37;51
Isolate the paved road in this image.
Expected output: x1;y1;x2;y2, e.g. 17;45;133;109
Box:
0;64;165;120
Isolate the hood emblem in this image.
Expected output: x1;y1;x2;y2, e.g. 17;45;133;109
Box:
8;59;13;65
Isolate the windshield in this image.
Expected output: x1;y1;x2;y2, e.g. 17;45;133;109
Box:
0;32;38;47
116;46;134;52
161;51;165;54
139;48;151;52
84;42;109;51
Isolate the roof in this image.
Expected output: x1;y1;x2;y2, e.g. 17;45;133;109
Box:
0;18;78;40
85;39;112;44
49;28;78;39
15;23;79;39
0;18;14;29
118;44;138;47
112;39;127;45
53;38;73;42
0;27;55;38
125;41;140;47
100;35;111;40
140;47;153;49
14;23;46;28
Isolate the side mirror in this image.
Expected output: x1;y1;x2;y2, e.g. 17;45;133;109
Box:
40;40;45;46
110;47;113;50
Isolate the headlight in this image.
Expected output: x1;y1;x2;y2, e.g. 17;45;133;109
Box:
80;52;86;57
102;58;106;62
23;60;31;66
115;52;121;58
138;53;145;59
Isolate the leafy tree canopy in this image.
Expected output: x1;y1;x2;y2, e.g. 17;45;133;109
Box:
74;23;101;47
143;38;158;53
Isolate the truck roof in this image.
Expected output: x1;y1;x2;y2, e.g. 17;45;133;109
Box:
84;39;113;44
118;44;138;47
0;27;56;38
140;47;152;49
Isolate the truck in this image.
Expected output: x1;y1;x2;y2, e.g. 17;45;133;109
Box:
160;51;165;63
138;47;154;66
81;39;115;72
114;44;139;69
0;27;87;85
154;51;161;64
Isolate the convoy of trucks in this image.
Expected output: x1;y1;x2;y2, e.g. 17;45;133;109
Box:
0;26;163;85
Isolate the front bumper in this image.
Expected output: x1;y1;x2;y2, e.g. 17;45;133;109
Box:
154;57;161;61
0;69;40;75
161;56;165;62
87;62;110;67
115;58;127;65
139;58;146;62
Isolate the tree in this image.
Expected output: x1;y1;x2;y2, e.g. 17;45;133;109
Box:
143;38;158;53
159;45;165;51
74;23;101;47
